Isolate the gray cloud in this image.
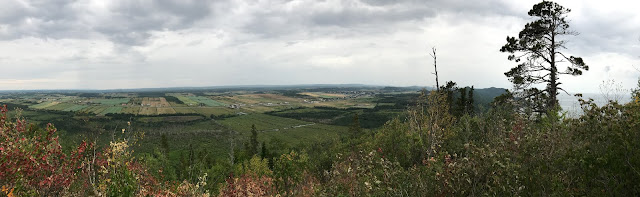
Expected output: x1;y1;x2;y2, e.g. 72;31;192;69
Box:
0;0;218;45
0;0;638;91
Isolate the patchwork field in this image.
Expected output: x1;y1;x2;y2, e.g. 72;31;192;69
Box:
169;94;199;106
62;105;87;112
93;98;130;105
141;97;171;107
188;96;227;107
192;107;236;116
157;107;177;114
99;107;123;115
44;103;76;111
300;92;347;98
218;113;346;144
30;101;59;109
120;106;141;114
139;107;157;115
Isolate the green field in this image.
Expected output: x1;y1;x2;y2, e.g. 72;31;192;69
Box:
174;107;196;114
192;107;236;116
218;114;347;144
30;101;59;109
62;105;87;112
80;106;108;115
120;106;140;114
93;98;130;105
174;95;199;106
188;96;227;107
44;103;76;111
100;107;123;115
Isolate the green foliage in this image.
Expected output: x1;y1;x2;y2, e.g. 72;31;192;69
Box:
500;0;588;114
273;151;309;195
235;155;272;178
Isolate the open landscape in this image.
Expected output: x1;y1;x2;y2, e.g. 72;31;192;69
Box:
1;0;639;196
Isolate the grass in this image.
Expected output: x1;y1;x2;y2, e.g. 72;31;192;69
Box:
93;98;130;105
301;92;346;99
139;107;157;115
63;105;87;112
100;107;123;115
120;107;140;115
157;107;177;114
45;103;76;111
138;116;204;123
30;101;59;109
81;106;108;115
172;95;199;106
218;114;346;145
191;107;236;116
188;96;227;107
174;108;196;114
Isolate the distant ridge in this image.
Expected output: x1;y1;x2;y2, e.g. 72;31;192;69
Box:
0;84;505;94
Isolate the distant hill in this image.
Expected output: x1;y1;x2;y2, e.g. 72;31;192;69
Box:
465;87;507;111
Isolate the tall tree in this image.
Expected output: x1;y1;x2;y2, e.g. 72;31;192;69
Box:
468;86;475;114
500;1;588;113
349;113;362;139
348;113;363;151
249;124;259;156
160;133;170;156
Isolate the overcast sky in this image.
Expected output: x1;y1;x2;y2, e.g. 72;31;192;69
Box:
0;0;638;93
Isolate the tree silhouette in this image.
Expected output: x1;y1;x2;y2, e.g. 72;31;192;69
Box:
500;1;588;113
249;124;259;156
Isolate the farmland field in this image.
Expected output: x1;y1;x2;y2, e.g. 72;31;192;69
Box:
188;96;227;107
174;107;196;114
300;92;347;98
170;94;199;106
30;101;59;109
141;97;171;107
139;107;157;115
62;105;87;112
44;103;76;111
191;107;236;116
93;98;130;105
157;107;177;114
81;106;108;115
99;107;123;115
218;113;346;144
120;106;140;114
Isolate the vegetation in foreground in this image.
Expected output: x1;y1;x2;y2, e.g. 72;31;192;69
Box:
1;1;639;196
1;82;639;196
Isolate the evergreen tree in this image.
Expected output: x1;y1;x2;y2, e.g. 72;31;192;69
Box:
249;124;259;156
160;133;170;156
261;141;268;159
500;1;588;113
349;113;362;139
456;87;467;116
468;86;475;114
348;113;363;151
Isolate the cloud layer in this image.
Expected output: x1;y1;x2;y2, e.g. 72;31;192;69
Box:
0;0;638;92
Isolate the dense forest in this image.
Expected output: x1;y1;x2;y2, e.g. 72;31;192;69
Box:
1;1;640;196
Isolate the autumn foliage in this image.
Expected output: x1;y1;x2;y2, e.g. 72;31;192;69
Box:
0;106;88;196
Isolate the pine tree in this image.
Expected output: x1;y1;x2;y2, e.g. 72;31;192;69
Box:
249;124;259;156
349;113;362;139
160;133;170;156
500;1;588;113
260;141;268;159
468;86;475;115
